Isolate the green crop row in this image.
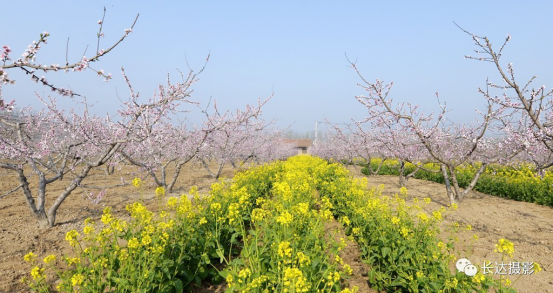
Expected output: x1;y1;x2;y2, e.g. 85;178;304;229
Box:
361;159;553;206
22;156;525;292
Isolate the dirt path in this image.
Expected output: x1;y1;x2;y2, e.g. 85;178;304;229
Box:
346;166;553;293
325;220;376;293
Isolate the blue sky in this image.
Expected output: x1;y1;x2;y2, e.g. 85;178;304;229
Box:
3;1;553;134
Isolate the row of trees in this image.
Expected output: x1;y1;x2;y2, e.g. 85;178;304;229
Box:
0;12;296;228
314;26;553;206
4;13;552;226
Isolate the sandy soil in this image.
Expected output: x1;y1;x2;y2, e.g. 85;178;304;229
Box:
1;162;552;293
346;165;553;293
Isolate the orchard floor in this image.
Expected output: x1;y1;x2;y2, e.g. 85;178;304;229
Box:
0;162;551;292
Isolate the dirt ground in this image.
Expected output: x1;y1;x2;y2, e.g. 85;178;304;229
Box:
346;165;553;293
1;162;552;293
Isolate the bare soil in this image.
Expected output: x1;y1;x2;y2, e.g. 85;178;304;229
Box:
346;165;553;293
0;163;552;293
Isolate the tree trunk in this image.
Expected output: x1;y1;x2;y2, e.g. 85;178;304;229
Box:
458;162;488;202
441;164;457;205
36;209;54;229
43;164;94;228
166;155;197;193
200;158;216;178
398;160;408;187
215;162;225;179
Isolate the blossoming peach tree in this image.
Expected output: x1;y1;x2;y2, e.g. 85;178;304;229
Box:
0;11;211;228
120;96;273;191
196;100;274;178
0;8;138;108
348;57;515;205
459;25;553;172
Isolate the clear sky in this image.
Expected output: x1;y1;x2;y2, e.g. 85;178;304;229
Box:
3;1;553;134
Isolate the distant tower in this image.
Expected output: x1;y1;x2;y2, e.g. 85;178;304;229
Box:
314;121;319;145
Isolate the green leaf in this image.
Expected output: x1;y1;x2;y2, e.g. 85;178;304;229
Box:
216;248;225;263
389;278;406;287
174;279;183;293
219;270;229;278
382;247;391;258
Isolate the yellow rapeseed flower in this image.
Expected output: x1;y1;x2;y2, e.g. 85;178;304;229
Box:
341;216;351;226
284;267;310;292
295;202;310;215
24;252;36;263
418;212;429;222
296;251;311;267
238;268;251;281
472;273;485;284
31;266;45;280
166;197;178;208
71;273;84;286
132;177;142;188
155;186;165;197
340;287;359;293
65;257;81;266
141;235;152;246
65;230;80;247
83;225;95;235
189;186;199;196
399;187;408;195
101;207;113;224
43;254;56;264
343;264;353;275
128;237;140;249
226;273;234;287
210;203;222;212
494;238;515;258
278;241;292;258
251;208;266;223
276;211;293;225
432;210;442;221
118;249;129;261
